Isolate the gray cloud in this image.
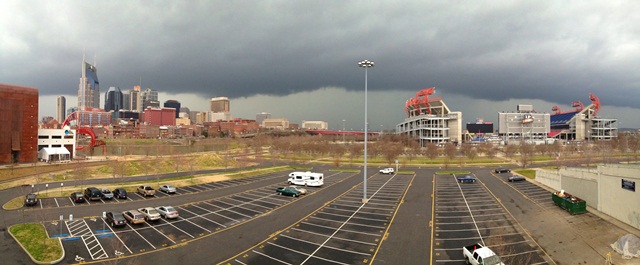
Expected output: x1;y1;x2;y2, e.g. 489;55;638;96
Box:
2;1;639;127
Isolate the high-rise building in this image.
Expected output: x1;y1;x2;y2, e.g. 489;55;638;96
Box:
129;86;142;112
57;96;66;123
0;83;38;163
210;97;230;112
141;88;158;109
123;93;130;111
256;112;271;126
104;86;124;113
78;54;100;110
164;100;181;118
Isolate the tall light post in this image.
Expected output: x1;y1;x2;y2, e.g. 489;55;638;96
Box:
342;119;346;143
358;59;374;203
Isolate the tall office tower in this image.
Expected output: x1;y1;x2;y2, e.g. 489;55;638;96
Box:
256;112;272;125
122;93;130;111
141;87;158;109
164;100;181;118
78;54;100;110
104;86;124;112
210;97;230;112
129;86;141;112
57;96;66;123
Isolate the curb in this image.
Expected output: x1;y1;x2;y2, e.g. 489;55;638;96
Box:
8;224;65;264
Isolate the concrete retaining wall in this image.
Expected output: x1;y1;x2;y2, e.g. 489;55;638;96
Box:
538;164;640;230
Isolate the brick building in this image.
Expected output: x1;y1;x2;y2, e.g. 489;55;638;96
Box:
0;84;38;163
141;107;176;126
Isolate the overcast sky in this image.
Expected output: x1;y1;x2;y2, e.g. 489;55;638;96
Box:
2;1;639;129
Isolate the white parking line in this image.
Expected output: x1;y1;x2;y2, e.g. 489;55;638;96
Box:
177;215;211;233
289;228;377;246
100;218;133;254
126;223;156;249
54;198;59;207
146;222;176;244
160;219;194;238
176;206;226;228
300;174;398;264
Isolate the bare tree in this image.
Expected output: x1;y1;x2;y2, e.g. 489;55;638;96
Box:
518;143;534;168
348;144;363;166
424;143;439;163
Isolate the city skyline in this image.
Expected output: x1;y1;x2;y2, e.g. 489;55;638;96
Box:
2;1;639;129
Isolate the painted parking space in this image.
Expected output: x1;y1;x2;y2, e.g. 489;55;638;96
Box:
493;172;558;210
42;170;358;263
226;173;413;265
432;174;549;265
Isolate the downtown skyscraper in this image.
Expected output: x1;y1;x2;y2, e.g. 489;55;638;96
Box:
57;96;66;123
78;54;100;110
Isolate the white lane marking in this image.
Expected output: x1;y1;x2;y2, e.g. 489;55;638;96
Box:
276;235;372;256
54;198;59;207
100;218;133;254
300;174;398;264
300;221;381;237
178;206;227;227
126;223;156;249
309;216;385;229
267;241;353;264
161;219;194;238
251;250;293;265
289;228;377;246
145;221;176;244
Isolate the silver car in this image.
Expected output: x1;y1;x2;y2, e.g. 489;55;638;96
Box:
101;189;114;200
159;184;177;194
155;206;179;219
138;207;161;221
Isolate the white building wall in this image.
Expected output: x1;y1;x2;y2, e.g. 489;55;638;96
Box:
37;129;77;158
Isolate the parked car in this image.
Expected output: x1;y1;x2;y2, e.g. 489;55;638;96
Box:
84;187;103;201
287;185;307;195
101;189;114;200
457;175;477;183
122;210;146;224
379;167;395;174
105;212;126;227
159;184;176;194
276;186;302;197
138;207;161;221
137;185;156;197
494;167;511;173
508;175;526;182
70;192;86;203
155;206;179;219
113;188;127;199
24;193;38;206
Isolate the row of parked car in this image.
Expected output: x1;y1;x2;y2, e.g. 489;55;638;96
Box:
105;206;180;227
25;183;179;207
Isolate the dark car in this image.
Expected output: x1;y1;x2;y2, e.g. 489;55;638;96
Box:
105;212;126;227
276;186;302;197
508;175;526;182
457;175;477;183
113;188;127;199
494;167;511;173
70;192;85;203
24;193;38;206
84;187;103;201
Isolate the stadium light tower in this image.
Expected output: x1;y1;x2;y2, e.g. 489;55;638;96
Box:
358;59;374;203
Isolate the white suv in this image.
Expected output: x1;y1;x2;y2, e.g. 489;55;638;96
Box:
379;168;395;174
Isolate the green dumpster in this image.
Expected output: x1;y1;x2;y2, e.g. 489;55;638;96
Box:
551;191;587;215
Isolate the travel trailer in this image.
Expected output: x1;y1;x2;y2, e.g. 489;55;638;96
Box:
287;171;324;187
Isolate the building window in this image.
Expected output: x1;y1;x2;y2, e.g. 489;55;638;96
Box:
52;136;62;139
38;135;49;139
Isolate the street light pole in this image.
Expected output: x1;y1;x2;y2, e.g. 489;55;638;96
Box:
358;59;374;203
342;119;346;143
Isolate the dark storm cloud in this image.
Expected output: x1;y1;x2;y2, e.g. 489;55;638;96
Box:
1;1;639;110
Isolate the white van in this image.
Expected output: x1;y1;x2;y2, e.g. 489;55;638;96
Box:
287;171;324;187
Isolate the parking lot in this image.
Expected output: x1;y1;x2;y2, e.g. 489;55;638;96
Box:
226;173;414;264
432;173;550;265
32;173;290;210
42;170;358;263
